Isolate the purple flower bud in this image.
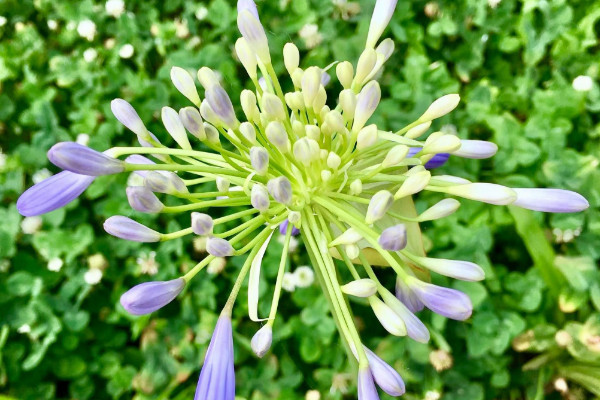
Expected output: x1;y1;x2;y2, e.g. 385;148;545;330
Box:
267;177;293;205
17;171;95;217
192;213;214;235
512;188;589;213
194;315;235;400
378;224;407;251
395;277;424;313
206;85;238;128
407;277;473;320
48;142;124;176
251;324;272;358
251;184;270;211
104;216;161;242
206;237;235;257
407;147;449;169
357;367;379;400
279;219;300;236
111;98;147;137
126;186;164;213
237;0;260;21
365;347;405;396
120;278;185;315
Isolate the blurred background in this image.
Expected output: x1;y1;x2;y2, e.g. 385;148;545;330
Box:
0;0;599;399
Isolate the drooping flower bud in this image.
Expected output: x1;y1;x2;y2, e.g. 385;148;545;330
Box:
48;142;124;176
111;98;148;139
394;170;431;199
235;37;258;79
395;276;424;313
366;190;394;224
179;107;206;140
283;42;300;75
366;0;398;48
126;186;164;213
357;124;378;150
452;140;498;159
511;188;589;213
369;296;407;336
191;212;214;235
358;367;379;400
406;276;473;320
206;237;235;257
378;224;407;251
120;278;186;315
352;81;381;133
104;216;161;242
251;324;273;358
162;107;192;150
418;198;460;221
250;146;269;175
267;176;293;205
170;67;200;106
382;145;409;168
251;184;270;211
419;94;460;122
341;279;378;297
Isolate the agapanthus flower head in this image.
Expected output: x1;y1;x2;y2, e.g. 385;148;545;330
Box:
17;0;589;396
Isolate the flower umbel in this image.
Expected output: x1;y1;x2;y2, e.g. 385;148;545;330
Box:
17;0;589;397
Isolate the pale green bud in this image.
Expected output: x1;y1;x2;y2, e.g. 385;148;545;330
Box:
327;152;342;170
382;145;409;168
357;124;378;150
395;170;431;199
301;66;322;108
179;107;206;140
420;94;460;121
405;121;431;139
422;134;461;154
261;92;287;121
204;123;220;144
443;183;517;205
330;227;362;246
285;92;304;111
283;42;300;75
235;37;258;79
240;90;261;123
319;149;329;161
266;121;289;152
293;137;316;165
312;86;327;112
366;190;394;224
321;170;332;182
305;125;320;141
349;179;362;195
342;279;378;298
197;67;218;89
216;177;230;192
336;61;354;89
339;89;357;121
418;198;461;221
288;211;301;224
324;110;346;134
170;67;200;106
239;122;257;143
291;68;304;88
354;48;377;86
345;244;360;260
162;107;192;150
250;146;269;175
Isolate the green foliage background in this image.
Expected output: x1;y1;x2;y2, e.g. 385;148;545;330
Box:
1;0;600;399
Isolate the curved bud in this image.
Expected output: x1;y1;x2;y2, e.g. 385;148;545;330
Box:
120;278;186;315
407;276;473;320
237;10;271;64
251;184;270;211
48;142;124;176
405;121;431;139
191;212;214;235
251;324;273;358
366;0;398;48
353;81;381;133
511;188;589;213
413;256;485;281
266;121;289;152
357;124;378;150
111;98;148;138
126;186;164;213
420;94;460;121
283;42;300;75
378;224;407;251
452;140;498;159
206;237;235;257
418;198;460;221
235;37;258;79
369;296;407;336
104;216;161;242
342;279;378;298
267;176;292;205
162;107;192;150
170;67;200;106
382;145;409;168
394;170;431;199
179;107;206;140
250;147;269;175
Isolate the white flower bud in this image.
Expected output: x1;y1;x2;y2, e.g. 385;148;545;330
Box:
442;183;517;205
324;110;346;134
235;37;258;79
162;107;192;150
366;190;394;224
321;170;332;182
354;48;377;86
452;140;498;159
251;184;270;211
420;94;460;121
179;107;206;140
170;67;200;106
422;134;461;154
111;99;148;138
288;211;301;224
305;125;320;141
216;177;230;192
291;68;304;88
394;170;431;199
191;212;214;235
330;228;363;246
312;86;327;112
345;244;360;260
369;296;407;336
366;0;398;48
261;92;287;121
266;121;289;152
200;99;220;126
239;122;257;143
352;81;381;133
204;123;220;144
237;10;271;64
267;176;293;205
283;42;300;75
251;324;273;358
339;89;357;120
405;121;431;139
197;67;219;89
293;137;318;165
240;90;261;123
336;61;354;89
349;179;362;195
342;279;378;298
250;147;269;175
418;198;461;221
301;66;322;108
382;145;409;168
327;152;342;170
357;124;378;150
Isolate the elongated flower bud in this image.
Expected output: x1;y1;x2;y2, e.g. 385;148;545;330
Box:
419;94;460;121
206;237;234;257
382;145;409;168
442;183;517;205
422;134;461;154
453;140;498;159
330;228;363;246
358;367;379;400
126;186;164;213
418;198;460;221
162;107;192;150
353;81;381;133
204;123;220;144
354;48;377;86
206;85;238;128
283;42;300;75
267;176;292;205
341;279;378;297
366;190;394;224
179;107;206;140
237;0;260;20
336;61;354;89
301;66;322;107
192;212;214;235
369;296;407;336
365;347;406;396
197;67;219;89
405;121;431;139
250;147;269;175
378;224;407;251
357;124;378;150
17;171;95;217
511;188;589;213
111;98;148;138
48;142;124;176
366;0;398;48
239;122;257;143
339;89;357;120
413;256;485;281
394;170;431;199
251;324;272;358
237;9;271;64
120;278;185;315
251;184;270;211
104;216;161;242
241;90;261;123
170;67;200;106
266;121;289;152
380;289;429;343
407;277;473;320
235;37;258;79
396;276;424;313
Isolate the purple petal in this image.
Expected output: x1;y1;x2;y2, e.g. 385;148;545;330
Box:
395;277;424;313
120;278;185;315
407;147;449;169
126;186;164;213
237;0;260;21
512;188;589;213
408;278;472;320
48;142;124;176
358;367;380;400
365;347;405;396
279;219;300;236
103;216;161;242
17;171;95;217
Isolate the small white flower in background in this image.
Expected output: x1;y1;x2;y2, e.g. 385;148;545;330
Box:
76;133;90;145
77;19;96;41
293;266;315;288
572;75;593;92
299;23;323;49
21;216;42;234
282;272;296;292
15;22;25;32
137;251;159;275
488;0;502;8
0;150;5;169
332;0;360;20
83;48;98;63
425;390;441;400
119;43;134;59
84;268;103;285
105;0;125;18
47;257;64;272
105;38;116;49
32;168;52;184
0;16;7;27
305;390;321;400
66;21;76;31
47;19;58;30
554;378;568;393
276;234;299;253
175;19;189;38
18;324;31;334
193;236;208;253
195;6;208;20
207;257;227;274
87;253;108;270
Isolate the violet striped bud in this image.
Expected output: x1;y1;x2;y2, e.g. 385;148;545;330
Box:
170;67;200;106
395;276;424;313
358;367;379;400
419;94;460;121
192;212;214;235
251;184;270;211
17;171;95;217
111;98;148;138
418;198;460;221
407;276;473;320
378;224;407;251
126;186;164;213
365;347;406;396
452;140;498;159
48;142;124;176
366;190;394;224
413;255;485;281
144;171;187;194
369;296;407;336
206;237;235;257
179;107;206;140
267;176;292;205
511;188;589;213
266;121;290;152
120;278;185;315
104;216;161;242
341;279;378;298
250;147;269;175
206;85;238;128
366;0;398;48
237;9;271;64
251;324;272;358
352;81;381;133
